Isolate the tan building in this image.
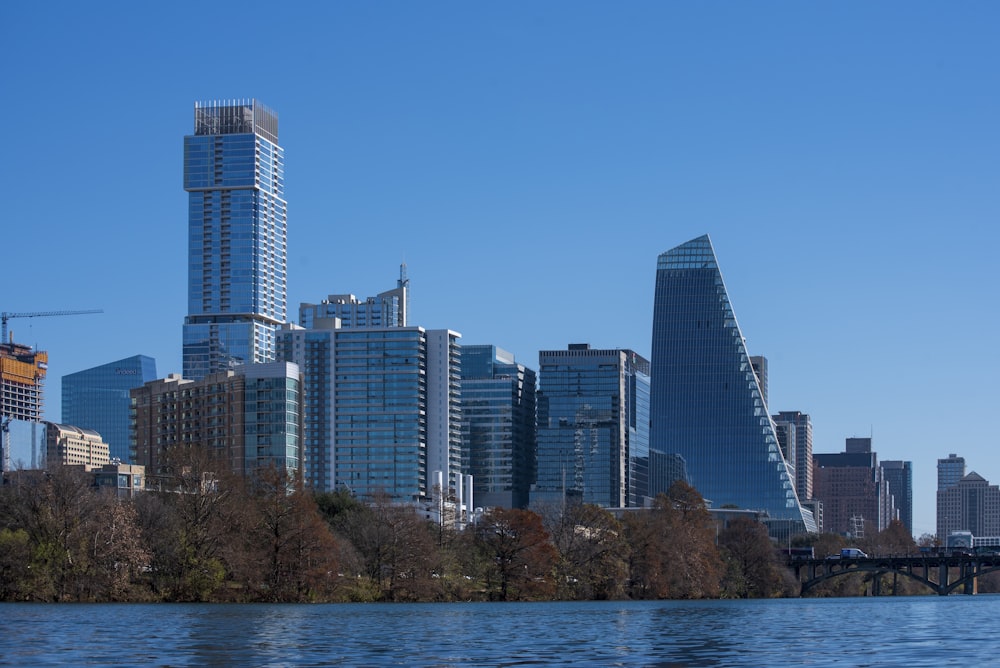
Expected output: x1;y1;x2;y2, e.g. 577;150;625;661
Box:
45;422;110;468
93;462;145;498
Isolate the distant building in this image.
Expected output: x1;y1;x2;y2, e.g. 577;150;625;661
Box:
773;411;813;503
749;356;768;409
182;99;287;380
460;344;537;509
813;438;892;537
93;462;145;498
533;344;650;509
937;471;1000;539
648;235;815;533
881;460;913;535
2;419;46;471
45;423;110;468
62;355;157;464
1;341;48;422
937;453;966;492
131;362;301;477
299;266;409;330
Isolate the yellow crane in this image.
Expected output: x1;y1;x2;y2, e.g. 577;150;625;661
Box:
1;309;103;343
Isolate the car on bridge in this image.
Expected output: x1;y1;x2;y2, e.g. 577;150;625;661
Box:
840;548;868;559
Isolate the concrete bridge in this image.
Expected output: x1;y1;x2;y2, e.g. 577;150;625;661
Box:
788;553;1000;596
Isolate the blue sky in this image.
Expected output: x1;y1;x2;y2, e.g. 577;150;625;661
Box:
3;2;997;536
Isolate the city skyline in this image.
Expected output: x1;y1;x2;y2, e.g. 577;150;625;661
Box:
4;3;999;536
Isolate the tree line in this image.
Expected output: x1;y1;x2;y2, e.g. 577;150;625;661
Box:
0;449;957;602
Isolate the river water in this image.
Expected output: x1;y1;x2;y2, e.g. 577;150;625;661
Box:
0;596;994;666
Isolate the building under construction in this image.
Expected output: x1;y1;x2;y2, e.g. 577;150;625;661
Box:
1;341;48;422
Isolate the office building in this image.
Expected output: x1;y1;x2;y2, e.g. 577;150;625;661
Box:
533;344;649;509
937;471;1000;539
813;438;892;537
460;345;537;509
277;309;462;503
750;355;768;409
1;341;48;422
881;459;913;535
45;423;110;468
131;362;300;478
62;355;157;464
649;235;815;533
773;410;814;504
938;453;966;492
182;99;287;380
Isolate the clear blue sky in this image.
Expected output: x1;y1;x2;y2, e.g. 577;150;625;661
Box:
3;2;997;537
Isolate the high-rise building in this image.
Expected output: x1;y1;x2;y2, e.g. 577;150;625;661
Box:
299;265;409;330
277;305;462;502
1;341;48;422
937;471;1000;539
460;345;537;509
938;453;966;492
182;99;287;380
882;460;913;535
813;438;892;537
131;362;300;478
533;344;649;509
649;235;815;533
773;410;814;503
62;355;157;464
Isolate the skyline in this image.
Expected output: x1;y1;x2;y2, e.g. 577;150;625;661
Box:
4;2;999;536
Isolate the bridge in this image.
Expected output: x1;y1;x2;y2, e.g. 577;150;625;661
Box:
788;553;1000;596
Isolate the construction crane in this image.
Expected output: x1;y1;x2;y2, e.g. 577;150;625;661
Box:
1;310;104;343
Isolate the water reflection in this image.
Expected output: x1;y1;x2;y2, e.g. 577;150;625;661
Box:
1;598;998;666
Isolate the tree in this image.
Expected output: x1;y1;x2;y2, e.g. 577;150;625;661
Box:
238;467;342;601
333;494;444;601
718;517;792;598
475;507;557;601
622;483;722;599
545;503;629;600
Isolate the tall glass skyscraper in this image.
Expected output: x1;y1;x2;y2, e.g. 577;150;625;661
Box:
649;235;815;533
62;355;157;463
460;345;537;509
534;344;650;509
182;99;287;380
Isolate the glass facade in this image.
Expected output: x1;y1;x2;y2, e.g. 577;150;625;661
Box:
534;345;649;509
278;321;462;501
61;355;157;464
183;100;287;380
460;345;537;509
649;235;815;532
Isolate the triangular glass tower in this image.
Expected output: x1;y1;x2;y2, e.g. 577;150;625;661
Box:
650;235;816;533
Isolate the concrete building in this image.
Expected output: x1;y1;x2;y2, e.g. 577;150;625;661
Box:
648;235;815;533
460;345;537;509
62;355;157;464
813;438;892;537
773;411;814;504
1;341;47;423
45;423;110;468
937;471;1000;540
182;99;287;380
93;462;145;498
130;362;301;478
533;344;650;509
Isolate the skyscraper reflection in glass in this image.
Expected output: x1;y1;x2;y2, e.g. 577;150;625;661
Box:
182;99;286;380
649;235;815;533
534;344;649;509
